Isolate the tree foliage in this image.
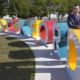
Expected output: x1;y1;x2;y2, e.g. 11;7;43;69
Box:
0;0;80;18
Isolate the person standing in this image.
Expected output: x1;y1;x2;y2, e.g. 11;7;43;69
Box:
67;5;80;28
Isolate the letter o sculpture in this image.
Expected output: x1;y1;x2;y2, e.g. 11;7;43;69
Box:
39;20;56;43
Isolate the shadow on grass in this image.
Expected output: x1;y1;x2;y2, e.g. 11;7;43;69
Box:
8;40;46;48
0;61;35;80
0;36;35;80
5;37;17;40
9;50;35;59
8;41;29;47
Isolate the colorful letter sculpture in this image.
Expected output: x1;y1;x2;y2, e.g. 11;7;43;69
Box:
68;39;77;71
39;19;56;43
18;19;26;34
0;19;7;32
54;22;68;59
0;21;4;32
32;19;42;38
0;17;80;80
66;29;80;80
70;28;80;42
8;18;19;33
19;19;32;36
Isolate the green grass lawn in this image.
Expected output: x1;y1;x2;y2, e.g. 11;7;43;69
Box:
0;35;35;80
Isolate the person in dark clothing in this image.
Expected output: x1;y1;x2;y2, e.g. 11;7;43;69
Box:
67;5;80;28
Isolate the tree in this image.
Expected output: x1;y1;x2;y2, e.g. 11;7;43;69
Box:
0;0;9;16
0;0;80;18
9;0;32;18
30;0;47;18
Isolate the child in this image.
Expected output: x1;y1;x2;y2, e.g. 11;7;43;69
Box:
67;5;80;28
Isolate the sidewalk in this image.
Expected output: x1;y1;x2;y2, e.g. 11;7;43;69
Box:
0;32;72;80
20;37;71;80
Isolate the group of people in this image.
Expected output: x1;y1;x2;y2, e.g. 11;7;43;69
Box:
67;5;80;28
